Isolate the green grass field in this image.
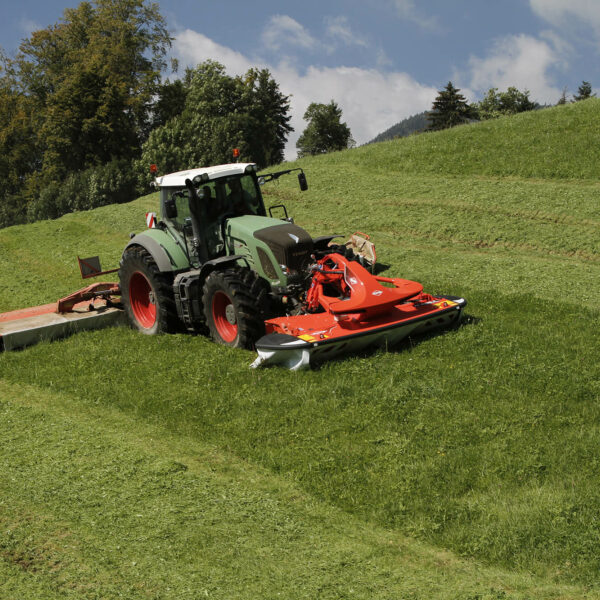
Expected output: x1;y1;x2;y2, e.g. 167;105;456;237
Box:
1;99;599;598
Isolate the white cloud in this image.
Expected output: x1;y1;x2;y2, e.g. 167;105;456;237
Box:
539;29;573;64
278;65;437;152
467;34;562;104
325;16;368;48
376;48;393;68
393;0;439;30
261;15;317;52
530;0;600;38
175;30;254;75
172;30;438;159
261;15;372;58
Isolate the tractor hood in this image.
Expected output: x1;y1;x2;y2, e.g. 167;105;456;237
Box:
225;215;314;274
224;215;287;240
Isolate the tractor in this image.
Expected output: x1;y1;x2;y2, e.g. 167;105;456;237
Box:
119;163;338;347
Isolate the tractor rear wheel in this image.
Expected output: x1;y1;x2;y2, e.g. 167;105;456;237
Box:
119;246;178;334
202;268;265;349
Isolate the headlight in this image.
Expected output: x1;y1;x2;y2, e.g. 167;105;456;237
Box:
192;173;209;185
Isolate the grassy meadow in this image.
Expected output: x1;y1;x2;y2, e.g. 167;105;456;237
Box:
1;99;599;598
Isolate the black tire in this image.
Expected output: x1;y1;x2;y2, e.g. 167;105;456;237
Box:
119;246;178;334
202;267;266;349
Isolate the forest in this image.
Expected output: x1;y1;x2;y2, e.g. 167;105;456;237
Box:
0;0;293;229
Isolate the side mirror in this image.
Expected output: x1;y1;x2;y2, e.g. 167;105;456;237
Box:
298;172;308;191
165;196;178;219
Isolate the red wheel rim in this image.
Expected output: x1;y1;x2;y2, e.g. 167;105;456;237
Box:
129;272;157;329
212;291;237;343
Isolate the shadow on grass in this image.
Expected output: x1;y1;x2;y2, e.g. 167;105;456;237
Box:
312;312;480;370
372;262;392;275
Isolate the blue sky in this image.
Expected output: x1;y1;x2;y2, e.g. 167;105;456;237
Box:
2;0;599;156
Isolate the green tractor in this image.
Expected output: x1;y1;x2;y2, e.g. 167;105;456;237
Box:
119;162;339;347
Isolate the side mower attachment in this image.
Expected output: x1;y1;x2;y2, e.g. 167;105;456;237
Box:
0;282;123;352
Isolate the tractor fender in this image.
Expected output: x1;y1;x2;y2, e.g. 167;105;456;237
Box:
198;255;247;280
123;231;189;273
313;234;343;251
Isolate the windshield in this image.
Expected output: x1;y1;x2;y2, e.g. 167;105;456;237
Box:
162;173;265;228
197;174;264;219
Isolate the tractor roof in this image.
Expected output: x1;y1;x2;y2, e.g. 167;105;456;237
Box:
154;163;257;188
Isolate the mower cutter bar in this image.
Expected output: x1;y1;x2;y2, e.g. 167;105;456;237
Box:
0;283;124;352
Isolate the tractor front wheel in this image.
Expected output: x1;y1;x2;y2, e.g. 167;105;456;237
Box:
119;246;178;334
202;268;265;348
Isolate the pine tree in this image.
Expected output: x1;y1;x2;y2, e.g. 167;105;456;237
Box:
427;82;475;131
242;68;293;167
573;81;594;102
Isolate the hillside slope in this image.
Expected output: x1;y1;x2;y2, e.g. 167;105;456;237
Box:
1;99;599;597
349;98;600;179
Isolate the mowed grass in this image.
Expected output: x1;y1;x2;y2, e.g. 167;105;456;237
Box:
1;99;599;596
0;194;158;312
2;380;583;600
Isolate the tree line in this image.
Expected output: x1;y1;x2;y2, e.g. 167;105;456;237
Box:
427;80;595;131
370;80;595;143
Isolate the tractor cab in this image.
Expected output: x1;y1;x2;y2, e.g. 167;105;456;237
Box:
154;163;309;270
157;164;267;265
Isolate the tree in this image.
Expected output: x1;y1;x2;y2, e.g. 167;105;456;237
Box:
0;53;39;227
475;86;538;119
573;81;594;102
0;0;174;228
14;0;172;181
137;61;293;187
296;101;354;157
427;82;475;131
243;68;293;167
151;79;187;129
